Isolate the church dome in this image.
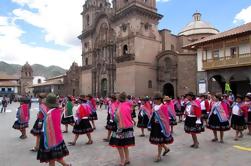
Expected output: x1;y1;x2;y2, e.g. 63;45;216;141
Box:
178;12;219;36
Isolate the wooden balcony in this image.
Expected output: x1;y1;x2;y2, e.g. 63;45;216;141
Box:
203;53;251;70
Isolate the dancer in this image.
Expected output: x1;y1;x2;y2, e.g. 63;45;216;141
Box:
68;95;93;145
174;97;182;122
163;96;177;133
243;93;251;135
127;95;136;125
149;93;173;162
109;92;135;166
200;94;210;125
137;96;152;137
30;94;48;152
12;97;30;139
231;95;246;140
37;93;70;166
87;94;98;130
207;93;230;143
184;92;204;148
61;96;75;133
104;94;119;142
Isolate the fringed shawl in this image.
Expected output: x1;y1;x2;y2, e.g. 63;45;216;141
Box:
88;98;97;113
165;101;176;120
43;108;63;150
108;101;119;120
115;102;133;129
140;101;152;118
209;101;229;122
17;104;29;124
153;104;171;138
37;103;48;120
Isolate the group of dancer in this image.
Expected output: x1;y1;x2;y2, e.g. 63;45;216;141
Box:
12;91;251;166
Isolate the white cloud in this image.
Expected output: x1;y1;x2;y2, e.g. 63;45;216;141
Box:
234;5;251;24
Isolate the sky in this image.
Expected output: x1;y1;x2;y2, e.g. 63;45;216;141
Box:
0;0;251;69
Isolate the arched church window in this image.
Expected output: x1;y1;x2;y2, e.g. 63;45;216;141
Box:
144;0;148;3
171;44;175;51
86;14;90;26
123;45;128;54
100;3;103;8
38;79;41;84
25;72;28;76
85;58;89;65
148;80;152;88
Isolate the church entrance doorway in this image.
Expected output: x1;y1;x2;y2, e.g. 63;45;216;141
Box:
101;78;108;97
163;83;174;98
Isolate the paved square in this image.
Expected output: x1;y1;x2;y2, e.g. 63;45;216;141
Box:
0;103;250;166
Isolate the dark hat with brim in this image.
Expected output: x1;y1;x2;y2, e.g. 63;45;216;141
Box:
38;93;47;99
79;95;86;101
144;96;150;101
185;92;195;97
245;93;251;100
153;93;163;100
45;93;58;108
110;94;117;100
118;92;127;102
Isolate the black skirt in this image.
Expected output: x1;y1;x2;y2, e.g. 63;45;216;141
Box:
247;112;251;125
30;119;43;136
37;134;69;163
231;114;247;131
109;128;135;148
137;113;149;128
61;115;75;125
201;109;208;120
184;116;205;134
131;110;136;118
89;112;98;120
176;106;185;116
207;114;230;131
12;120;29;130
73;119;93;135
106;120;117;132
149;122;174;145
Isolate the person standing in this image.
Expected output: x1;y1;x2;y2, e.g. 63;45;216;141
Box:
109;92;135;166
137;96;152;137
61;96;75;133
1;96;8;113
200;94;210;125
149;93;173;162
207;93;230;143
12;97;30;139
231;95;247;140
30;94;48;152
243;93;251;135
37;93;70;166
184;92;204;149
104;94;119;142
87;94;98;130
68;95;93;145
163;96;177;133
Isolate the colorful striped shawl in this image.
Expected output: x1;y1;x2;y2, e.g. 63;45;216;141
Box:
43;108;63;150
88;99;97;113
140;102;152;118
154;105;171;138
38;103;48;120
109;101;119;120
18;104;29;123
166;101;176;120
210;102;229;122
115;102;133;129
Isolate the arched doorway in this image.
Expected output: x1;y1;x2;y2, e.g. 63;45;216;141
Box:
101;78;107;97
208;75;225;94
163;83;174;98
230;74;251;96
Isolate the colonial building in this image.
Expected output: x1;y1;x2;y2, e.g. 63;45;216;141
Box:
31;62;80;96
0;73;20;96
185;22;251;96
20;62;33;95
79;0;218;97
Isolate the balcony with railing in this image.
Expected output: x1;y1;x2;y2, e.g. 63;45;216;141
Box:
203;53;251;70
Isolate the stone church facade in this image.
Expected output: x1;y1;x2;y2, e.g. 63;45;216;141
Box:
79;0;219;97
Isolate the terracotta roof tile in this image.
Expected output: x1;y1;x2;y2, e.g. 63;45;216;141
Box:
184;22;251;48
